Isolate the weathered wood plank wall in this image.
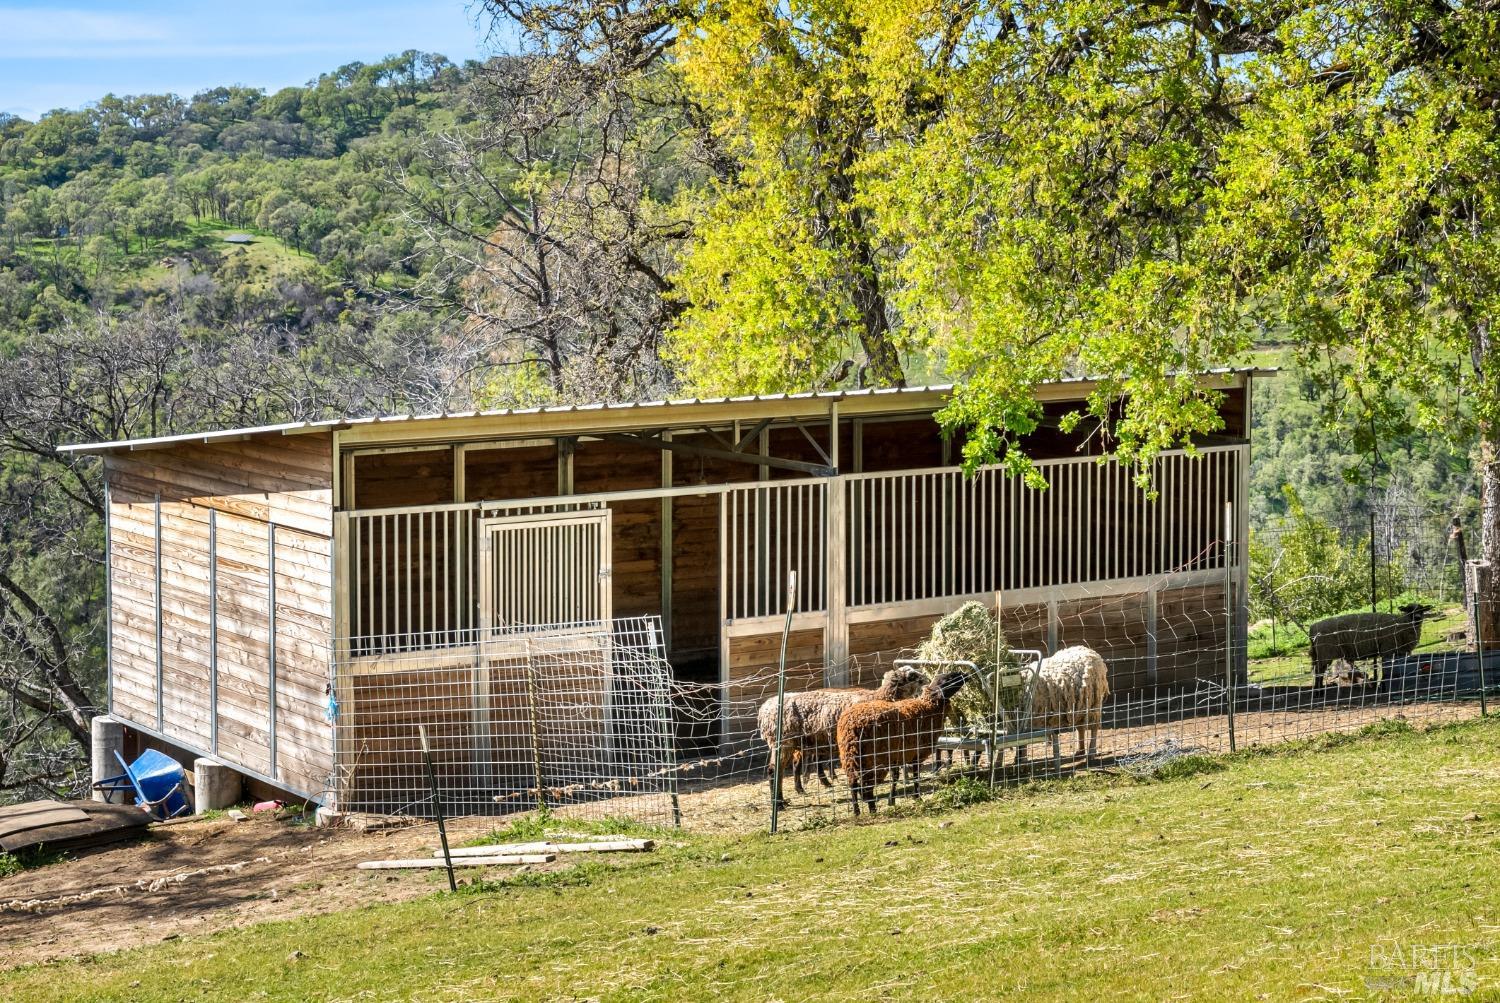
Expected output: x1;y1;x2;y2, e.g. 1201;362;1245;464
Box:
105;433;334;800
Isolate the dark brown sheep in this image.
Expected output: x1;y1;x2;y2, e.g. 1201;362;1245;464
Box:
836;670;969;816
1309;603;1432;686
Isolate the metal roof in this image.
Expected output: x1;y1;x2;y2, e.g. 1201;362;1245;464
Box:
58;367;1275;455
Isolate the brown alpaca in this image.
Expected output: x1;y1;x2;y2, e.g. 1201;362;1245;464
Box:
836;670;969;816
759;666;928;809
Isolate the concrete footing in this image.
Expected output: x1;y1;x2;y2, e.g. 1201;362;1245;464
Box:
90;716;126;802
193;758;242;813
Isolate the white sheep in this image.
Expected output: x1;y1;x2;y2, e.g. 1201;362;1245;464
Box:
758;665;929;807
1018;645;1111;763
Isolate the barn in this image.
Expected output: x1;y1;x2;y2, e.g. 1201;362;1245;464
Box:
63;371;1262;812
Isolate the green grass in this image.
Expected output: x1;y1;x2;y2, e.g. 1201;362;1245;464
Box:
462;805;673;849
21;218;317;294
0;846;66;878
7;717;1500;1001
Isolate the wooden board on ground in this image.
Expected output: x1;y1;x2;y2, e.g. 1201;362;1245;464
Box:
357;853;555;869
435;839;653;858
0;800;152;853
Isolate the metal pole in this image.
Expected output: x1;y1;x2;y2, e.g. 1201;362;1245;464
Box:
1369;508;1378;612
1225;502;1237;754
989;591;1003;788
649;621;682;828
1476;591;1489;718
770;570;797;835
525;638;546;812
418;724;458;893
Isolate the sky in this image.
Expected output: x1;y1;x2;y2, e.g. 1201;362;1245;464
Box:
0;2;498;120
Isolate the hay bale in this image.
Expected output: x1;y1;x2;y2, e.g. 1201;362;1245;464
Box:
915;602;1019;734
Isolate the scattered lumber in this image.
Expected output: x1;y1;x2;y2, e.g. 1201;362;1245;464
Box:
434;838;654;859
0;799;151;854
357;853;555;870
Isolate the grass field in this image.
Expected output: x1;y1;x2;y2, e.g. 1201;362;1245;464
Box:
6;717;1499;1001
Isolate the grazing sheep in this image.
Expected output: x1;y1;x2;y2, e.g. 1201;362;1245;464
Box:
1324;658;1370;687
1018;645;1111;763
759;665;928;808
1308;603;1432;686
836;670;969;816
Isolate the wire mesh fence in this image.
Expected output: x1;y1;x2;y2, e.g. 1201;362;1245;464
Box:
329;527;1493;835
332;617;680;825
657;583;1488;832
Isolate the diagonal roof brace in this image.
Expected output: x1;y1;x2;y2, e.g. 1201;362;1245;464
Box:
602;431;836;477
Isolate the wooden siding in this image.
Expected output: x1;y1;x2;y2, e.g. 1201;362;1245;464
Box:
575;440;661;621
353;448;454;508
105;432;334;800
465;443;556;500
724;627;826;746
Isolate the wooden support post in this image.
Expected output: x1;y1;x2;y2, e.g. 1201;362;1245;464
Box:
153;492;163;731
332;511;353;810
826;403;847;682
661;431;673;659
1467;560;1496;654
453;444;466;503
268;523;278;780
1145;586;1159;686
558;436;576;495
103;478;114;716
209;509;219;757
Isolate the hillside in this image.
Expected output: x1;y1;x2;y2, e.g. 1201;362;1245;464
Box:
0;52;477;342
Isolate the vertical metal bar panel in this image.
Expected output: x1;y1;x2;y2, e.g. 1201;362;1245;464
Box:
432;512;440;641
209;509;219;757
376;513;386;647
268;523;278;780
1047;465;1056;587
422;511;431;640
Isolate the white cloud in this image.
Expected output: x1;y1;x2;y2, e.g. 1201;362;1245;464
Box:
0;7;168;45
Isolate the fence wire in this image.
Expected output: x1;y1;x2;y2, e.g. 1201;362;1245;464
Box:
332;617;679;825
330;555;1493;835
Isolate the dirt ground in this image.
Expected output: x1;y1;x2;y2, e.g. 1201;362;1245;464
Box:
0;811;571;969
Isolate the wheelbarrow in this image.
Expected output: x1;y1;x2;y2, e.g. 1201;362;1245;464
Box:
92;749;191;821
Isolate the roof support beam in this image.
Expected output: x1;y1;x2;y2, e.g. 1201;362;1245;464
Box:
602;432;835;477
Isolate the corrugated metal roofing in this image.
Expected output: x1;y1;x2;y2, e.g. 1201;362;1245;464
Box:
58;368;1275;455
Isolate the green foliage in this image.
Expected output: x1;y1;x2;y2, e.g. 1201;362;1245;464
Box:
639;0;1500;507
0;846;65;877
1249;486;1402;627
0;51;466;337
